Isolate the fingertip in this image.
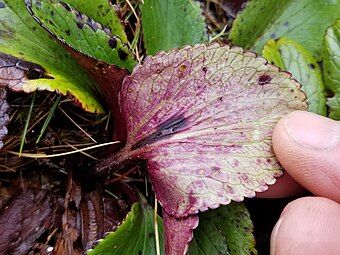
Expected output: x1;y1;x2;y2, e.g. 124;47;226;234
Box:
271;197;340;255
272;111;340;202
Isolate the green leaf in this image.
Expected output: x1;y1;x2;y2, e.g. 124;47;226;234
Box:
261;40;285;70
87;202;164;255
141;0;208;55
263;38;327;115
27;0;135;71
323;19;340;120
0;0;103;113
62;0;128;43
229;0;340;59
188;203;257;255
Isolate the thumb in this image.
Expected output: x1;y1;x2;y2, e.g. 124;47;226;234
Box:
272;111;340;202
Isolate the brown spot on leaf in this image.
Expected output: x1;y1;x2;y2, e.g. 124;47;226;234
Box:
258;74;272;85
179;64;187;72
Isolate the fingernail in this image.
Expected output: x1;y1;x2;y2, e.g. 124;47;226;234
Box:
285;111;340;150
270;216;284;255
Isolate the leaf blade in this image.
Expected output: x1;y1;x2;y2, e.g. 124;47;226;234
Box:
87;202;164;255
323;19;340;120
229;0;340;59
0;0;103;112
98;43;307;220
188;202;257;255
62;0;128;43
263;38;327;115
27;0;135;71
141;0;208;55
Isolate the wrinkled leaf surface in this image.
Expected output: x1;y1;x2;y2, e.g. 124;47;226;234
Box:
27;0;135;71
263;38;327;115
141;0;208;55
62;0;128;42
98;44;307;220
188;202;257;255
0;0;102;112
87;202;164;255
323;20;340;120
229;0;340;59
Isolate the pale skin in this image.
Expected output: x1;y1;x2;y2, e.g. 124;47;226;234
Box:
256;111;340;255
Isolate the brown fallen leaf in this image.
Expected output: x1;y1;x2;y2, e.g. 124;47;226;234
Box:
0;189;55;255
0;87;9;149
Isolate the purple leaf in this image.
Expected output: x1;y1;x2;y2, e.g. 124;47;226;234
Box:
0;87;9;149
163;209;199;255
97;43;306;252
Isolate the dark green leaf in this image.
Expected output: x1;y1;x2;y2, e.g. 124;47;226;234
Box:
87;202;164;255
141;0;208;55
229;0;340;59
263;38;327;115
27;0;135;71
188;203;257;255
0;0;103;112
62;0;128;42
323;19;340;120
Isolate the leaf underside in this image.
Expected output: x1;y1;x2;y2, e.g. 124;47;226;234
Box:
0;0;103;112
26;0;135;71
229;0;340;60
262;38;327;116
98;43;307;221
323;20;340;120
141;0;208;56
163;210;199;255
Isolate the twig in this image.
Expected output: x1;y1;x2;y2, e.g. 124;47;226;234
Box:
7;141;119;158
59;107;97;143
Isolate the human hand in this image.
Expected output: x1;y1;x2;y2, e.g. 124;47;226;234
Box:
260;111;340;255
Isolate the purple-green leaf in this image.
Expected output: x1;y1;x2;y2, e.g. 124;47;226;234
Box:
97;43;307;253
